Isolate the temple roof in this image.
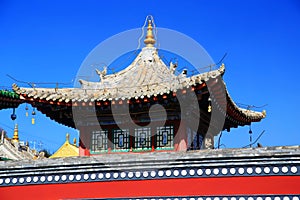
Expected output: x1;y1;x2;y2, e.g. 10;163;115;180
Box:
12;20;225;102
0;125;35;160
50;134;79;158
13;52;224;102
12;62;265;124
10;19;265;129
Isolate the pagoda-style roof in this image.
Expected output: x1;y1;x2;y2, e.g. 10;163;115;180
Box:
11;20;265;131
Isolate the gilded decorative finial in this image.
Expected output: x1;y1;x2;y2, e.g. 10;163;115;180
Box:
144;20;156;47
73;138;77;146
12;124;19;142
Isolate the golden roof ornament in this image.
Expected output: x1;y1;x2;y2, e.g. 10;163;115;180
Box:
144;20;156;47
12;124;19;142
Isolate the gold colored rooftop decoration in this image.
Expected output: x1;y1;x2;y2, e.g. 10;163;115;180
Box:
144;20;156;47
12;124;19;142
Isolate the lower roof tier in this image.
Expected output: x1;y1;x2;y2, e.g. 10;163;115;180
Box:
11;73;265;134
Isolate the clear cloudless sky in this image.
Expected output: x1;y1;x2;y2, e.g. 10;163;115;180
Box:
0;0;299;153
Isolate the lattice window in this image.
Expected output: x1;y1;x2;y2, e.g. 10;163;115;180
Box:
113;129;130;151
156;125;174;149
134;127;151;150
91;130;108;153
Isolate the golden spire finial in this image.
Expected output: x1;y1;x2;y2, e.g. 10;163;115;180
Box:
12;124;19;142
144;20;156;47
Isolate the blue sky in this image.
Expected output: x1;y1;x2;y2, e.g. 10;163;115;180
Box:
0;0;299;153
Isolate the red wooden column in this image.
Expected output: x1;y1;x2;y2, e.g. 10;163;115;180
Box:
151;123;155;151
107;128;113;153
79;126;91;156
129;126;134;152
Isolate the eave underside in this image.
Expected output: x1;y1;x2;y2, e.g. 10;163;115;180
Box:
0;91;23;110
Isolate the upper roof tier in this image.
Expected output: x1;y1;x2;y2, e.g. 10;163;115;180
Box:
13;20;227;102
13;61;224;103
77;46;224;101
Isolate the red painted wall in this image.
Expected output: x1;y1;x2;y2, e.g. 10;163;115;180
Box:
0;176;299;199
